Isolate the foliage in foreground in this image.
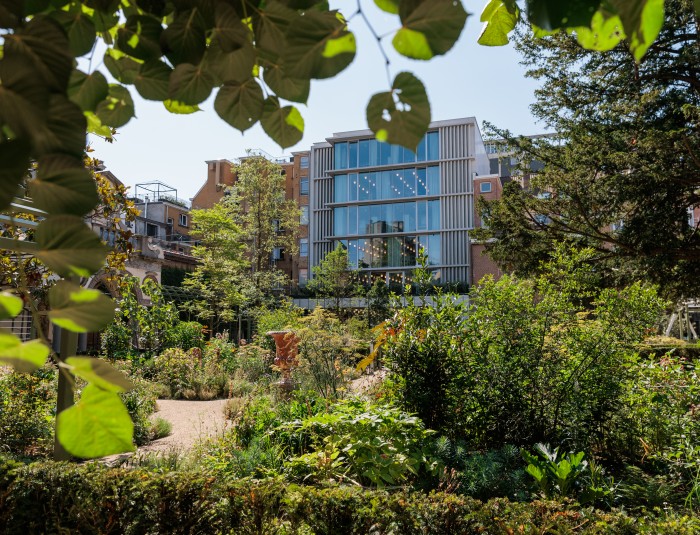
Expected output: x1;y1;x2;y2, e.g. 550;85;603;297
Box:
2;459;700;534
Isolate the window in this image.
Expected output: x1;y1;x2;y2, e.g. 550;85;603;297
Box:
167;217;174;226
272;219;281;232
300;238;308;257
479;182;492;193
179;214;188;227
300;178;309;195
146;223;159;237
299;268;308;285
273;247;285;261
300;205;309;225
334;142;348;170
300;155;309;168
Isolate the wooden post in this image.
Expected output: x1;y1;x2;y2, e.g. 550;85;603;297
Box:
54;326;78;461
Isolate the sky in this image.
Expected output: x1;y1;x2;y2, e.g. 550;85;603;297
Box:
89;2;546;201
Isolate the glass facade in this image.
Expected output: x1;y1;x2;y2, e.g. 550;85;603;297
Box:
336;234;440;270
333;201;440;236
334;166;440;202
334;131;439;170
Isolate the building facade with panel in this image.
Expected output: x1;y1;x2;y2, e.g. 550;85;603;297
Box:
309;117;491;286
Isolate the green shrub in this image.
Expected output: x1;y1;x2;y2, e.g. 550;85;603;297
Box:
100;319;132;359
118;374;159;446
166;321;206;351
151;348;230;400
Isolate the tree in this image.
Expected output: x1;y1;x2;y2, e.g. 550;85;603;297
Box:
477;0;700;298
307;245;358;314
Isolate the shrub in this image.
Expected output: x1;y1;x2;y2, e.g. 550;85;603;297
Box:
151;348;230;400
166;321;206;351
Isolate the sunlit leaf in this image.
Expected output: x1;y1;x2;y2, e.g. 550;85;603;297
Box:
478;0;519;46
48;281;115;333
96;84;135;128
64;356;133;392
393;0;468;60
31;154;98;216
527;0;601;31
374;0;399;14
116;14;163;61
85;111;114;139
575;11;625;51
214;79;264;132
608;0;664;61
57;384;135;458
260;96;304;149
0;139;31;211
168;63;215;105
366;72;431;151
134;60;172;101
162;8;208;65
35;215;108;277
104;48;142;85
163;99;202;114
0;329;49;372
0;292;23;320
68;70;109;112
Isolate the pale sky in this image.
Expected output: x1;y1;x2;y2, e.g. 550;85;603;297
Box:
89;2;545;201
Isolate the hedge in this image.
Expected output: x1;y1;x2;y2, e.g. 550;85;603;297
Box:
1;459;699;534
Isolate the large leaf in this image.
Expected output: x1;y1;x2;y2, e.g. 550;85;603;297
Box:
608;0;664;61
575;11;625;51
262;63;310;103
0;139;31;211
260;96;304;149
0;292;23;320
57;384;135;458
366;72;431;151
374;0;399;14
4;16;73;92
204;40;256;84
168;63;216;105
134;60;172;101
31;94;88;158
212;2;250;53
393;0;468;60
214;79;264;131
285;9;356;79
161;7;208;65
64;356;133;392
0;329;50;372
51;5;97;57
103;48;142;84
48;281;115;333
527;0;601;31
68;69;109;112
31;154;98;216
253;0;297;62
116;14;163;61
35;215;107;277
96;84;135;128
85;110;114;139
478;0;519;46
0;52;50;140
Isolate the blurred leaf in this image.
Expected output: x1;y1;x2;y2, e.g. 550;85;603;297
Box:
393;0;468;59
116;14;163;61
49;281;116;333
134;60;172;101
0;292;23;320
64;356;133;392
260;96;304;149
96;84;135;128
68;69;109;112
168;63;215;105
31;154;99;216
214;79;264;131
374;0;399;14
478;0;519;46
527;0;600;31
608;0;664;61
0;52;50;139
0;139;31;211
52;5;97;56
57;384;135;458
32;94;87;158
0;330;50;372
35;215;107;277
575;11;625;50
366;72;430;151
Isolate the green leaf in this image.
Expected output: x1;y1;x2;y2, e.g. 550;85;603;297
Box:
203;40;256;84
527;0;601;31
85;111;114;139
96;84;135;128
0;292;23;320
285;9;356;79
478;0;519;46
64;356;133;392
608;0;664;61
0;139;31;211
57;384;135;458
0;52;50;140
260;96;304;149
0;329;50;372
4;16;73;92
262;63;310;103
161;8;208;65
32;94;88;158
163;99;201;114
134;60;172;101
116;14;163;61
254;0;297;61
68;69;109;112
35;215;107;277
366;71;431;151
212;2;250;53
393;0;468;60
214;80;264;132
0;0;23;28
168;63;215;105
575;11;625;51
31;154;98;216
374;0;399;14
103;48;142;84
51;6;97;57
48;281;115;333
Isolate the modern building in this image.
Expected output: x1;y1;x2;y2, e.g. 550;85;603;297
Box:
308;117;491;287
